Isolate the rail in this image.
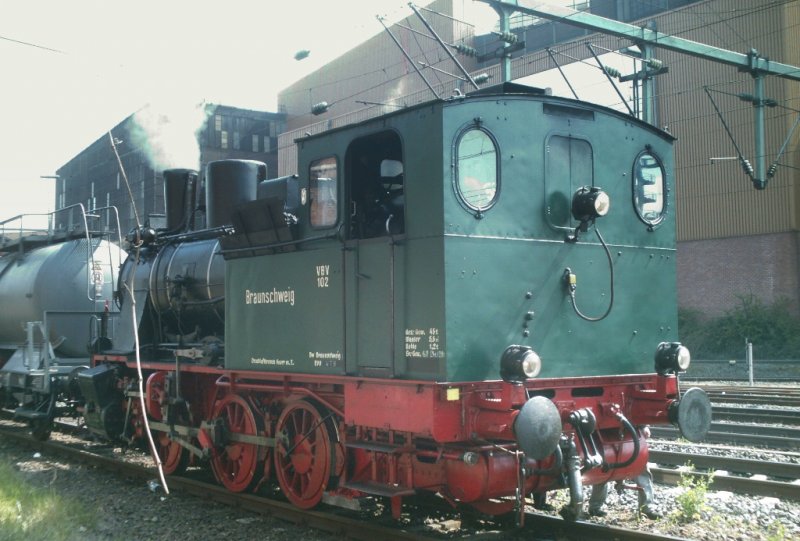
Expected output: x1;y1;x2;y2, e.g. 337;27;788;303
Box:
649;449;800;501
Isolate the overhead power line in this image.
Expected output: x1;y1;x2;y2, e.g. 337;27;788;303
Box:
0;34;65;54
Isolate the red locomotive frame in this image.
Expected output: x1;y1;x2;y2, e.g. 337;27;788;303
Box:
93;353;679;520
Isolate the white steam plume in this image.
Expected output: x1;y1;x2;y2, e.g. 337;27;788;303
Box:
128;99;214;172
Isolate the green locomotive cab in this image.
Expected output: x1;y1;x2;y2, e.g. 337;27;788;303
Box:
223;82;681;384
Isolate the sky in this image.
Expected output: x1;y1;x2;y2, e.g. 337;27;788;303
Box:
0;0;504;225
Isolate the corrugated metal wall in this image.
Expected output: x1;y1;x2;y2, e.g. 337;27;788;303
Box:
653;0;799;241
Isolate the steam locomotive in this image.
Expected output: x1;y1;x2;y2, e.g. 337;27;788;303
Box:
0;82;711;521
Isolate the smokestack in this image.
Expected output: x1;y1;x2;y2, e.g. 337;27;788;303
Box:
163;168;198;233
205;160;266;228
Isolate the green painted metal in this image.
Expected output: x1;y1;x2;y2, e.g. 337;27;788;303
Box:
224;86;677;383
225;247;345;374
440;93;676;381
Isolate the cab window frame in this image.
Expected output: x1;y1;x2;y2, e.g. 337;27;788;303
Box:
453;124;500;217
632;148;667;229
309;155;339;229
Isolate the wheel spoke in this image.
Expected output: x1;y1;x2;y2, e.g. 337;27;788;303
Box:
155;431;189;475
274;401;334;509
210;394;263;493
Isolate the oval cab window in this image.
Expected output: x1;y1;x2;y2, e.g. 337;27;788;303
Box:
633;150;666;227
455;128;499;213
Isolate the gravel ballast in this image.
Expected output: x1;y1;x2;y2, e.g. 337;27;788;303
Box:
1;432;798;540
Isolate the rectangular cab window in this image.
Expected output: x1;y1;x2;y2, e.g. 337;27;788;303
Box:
310;156;338;227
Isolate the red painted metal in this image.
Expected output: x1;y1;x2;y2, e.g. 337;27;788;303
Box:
209;393;263;493
274;400;335;509
94;352;680;514
145;371;167;420
155;431;190;475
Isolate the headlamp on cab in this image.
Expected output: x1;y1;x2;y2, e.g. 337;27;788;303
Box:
567;186;610;243
500;345;542;383
654;342;691;375
571;186;610;226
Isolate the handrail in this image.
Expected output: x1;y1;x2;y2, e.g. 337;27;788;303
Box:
1;204;124;302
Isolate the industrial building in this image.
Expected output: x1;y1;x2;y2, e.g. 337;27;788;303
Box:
55;104;285;234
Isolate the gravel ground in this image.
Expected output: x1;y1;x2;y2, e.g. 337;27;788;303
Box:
547;474;800;541
0;437;336;541
530;436;800;541
1;430;798;541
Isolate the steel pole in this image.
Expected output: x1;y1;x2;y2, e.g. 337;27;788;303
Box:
493;4;513;82
753;73;767;188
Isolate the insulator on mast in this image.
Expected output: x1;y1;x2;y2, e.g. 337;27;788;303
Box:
496;31;518;44
740;157;755;177
646;58;663;69
767;163;778;179
455;44;478;57
311;102;330;115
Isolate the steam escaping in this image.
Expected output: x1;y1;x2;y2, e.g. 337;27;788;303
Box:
384;78;406;114
128;99;214;172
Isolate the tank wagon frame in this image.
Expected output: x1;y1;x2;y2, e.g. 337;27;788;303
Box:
0;204;124;439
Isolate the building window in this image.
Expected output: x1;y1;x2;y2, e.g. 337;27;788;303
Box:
252;134;259;152
233;131;240;150
309;156;338;228
221;131;228;149
215;115;222;131
264;136;270;151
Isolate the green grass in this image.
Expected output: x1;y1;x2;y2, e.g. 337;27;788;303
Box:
671;462;714;524
0;459;96;541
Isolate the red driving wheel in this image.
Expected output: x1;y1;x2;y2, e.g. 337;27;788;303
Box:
155;431;190;475
274;400;336;509
210;394;264;493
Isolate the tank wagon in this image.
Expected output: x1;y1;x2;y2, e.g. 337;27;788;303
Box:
0;206;124;439
18;83;710;521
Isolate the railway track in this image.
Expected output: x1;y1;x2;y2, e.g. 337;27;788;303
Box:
0;418;693;541
688;384;800;408
0;420;426;541
650;422;800;450
712;405;800;426
649;449;800;501
652;384;800;449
